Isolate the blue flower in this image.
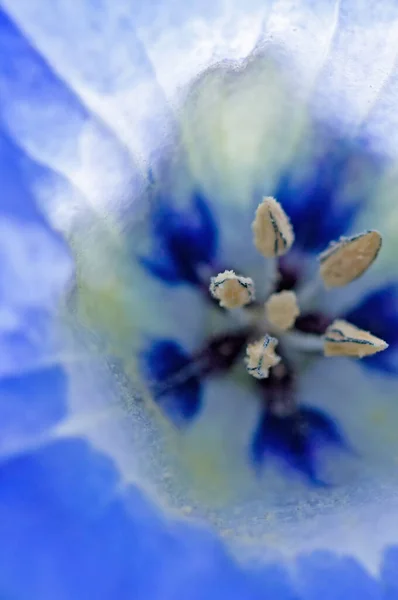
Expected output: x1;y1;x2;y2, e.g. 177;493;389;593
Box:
2;0;398;598
0;437;266;600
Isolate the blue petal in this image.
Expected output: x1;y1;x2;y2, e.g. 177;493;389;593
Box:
381;547;398;600
0;0;177;164
0;8;144;209
0;366;67;455
0;439;159;600
1;435;396;598
141;339;202;423
346;284;398;374
249;563;297;600
0;9;88;160
140;191;218;286
296;551;381;600
0;127;46;223
251;406;346;484
0;128;71;377
0;438;264;600
274;137;368;252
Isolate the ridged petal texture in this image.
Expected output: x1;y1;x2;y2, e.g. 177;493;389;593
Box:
1;1;398;598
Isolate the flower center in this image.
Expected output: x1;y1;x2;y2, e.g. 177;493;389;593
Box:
166;195;388;430
140;195;389;486
209;196;387;383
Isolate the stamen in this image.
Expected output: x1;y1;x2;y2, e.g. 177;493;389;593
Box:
210;270;255;309
324;319;388;358
319;230;382;288
246;335;281;379
206;196;388;399
252;197;294;257
265;290;300;331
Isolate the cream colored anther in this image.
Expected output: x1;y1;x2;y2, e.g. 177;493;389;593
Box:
246;335;281;379
210;270;255;309
319;230;382;288
324;319;388;358
252;197;294;257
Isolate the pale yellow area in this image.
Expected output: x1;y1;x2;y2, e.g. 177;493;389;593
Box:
179;57;311;208
69;226;140;357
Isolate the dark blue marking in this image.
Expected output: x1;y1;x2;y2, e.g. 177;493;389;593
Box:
140;339;202;424
301;406;346;447
139;191;218;286
272;135;380;252
250;406;346;485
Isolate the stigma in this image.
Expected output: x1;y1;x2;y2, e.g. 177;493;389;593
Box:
209;196;388;379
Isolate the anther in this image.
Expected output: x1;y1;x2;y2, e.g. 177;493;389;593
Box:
319;230;382;288
265;290;300;330
324;319;388;358
252;197;294;257
210;270;255;309
246;335;281;379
